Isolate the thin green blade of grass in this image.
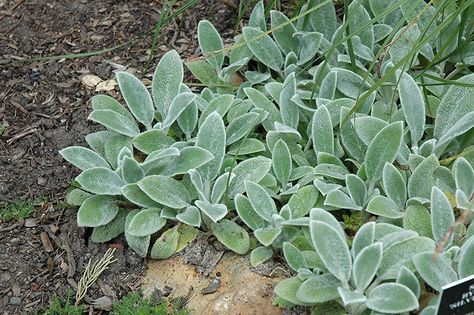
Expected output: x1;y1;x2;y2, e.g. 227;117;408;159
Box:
142;0;177;77
342;0;474;125
340;0;461;124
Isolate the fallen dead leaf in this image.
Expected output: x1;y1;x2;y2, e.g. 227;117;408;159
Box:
95;79;117;92
81;74;102;88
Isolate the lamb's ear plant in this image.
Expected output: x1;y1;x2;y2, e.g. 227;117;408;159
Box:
61;0;474;313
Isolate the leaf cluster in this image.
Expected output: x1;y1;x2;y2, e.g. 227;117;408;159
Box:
61;0;474;313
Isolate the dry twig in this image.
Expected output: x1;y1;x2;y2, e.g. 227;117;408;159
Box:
75;248;117;305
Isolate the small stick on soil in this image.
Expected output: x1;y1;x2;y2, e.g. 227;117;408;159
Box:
45;227;77;278
29;269;49;283
10;100;28;115
0;221;22;233
6;127;37;145
0;86;13;103
0;140;12;158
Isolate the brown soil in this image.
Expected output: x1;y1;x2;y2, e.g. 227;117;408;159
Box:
0;0;237;313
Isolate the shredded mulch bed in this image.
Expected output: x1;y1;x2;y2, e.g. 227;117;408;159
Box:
0;0;237;313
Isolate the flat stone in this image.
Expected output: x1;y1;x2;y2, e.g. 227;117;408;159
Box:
37;177;47;186
9;296;21;306
142;253;283;315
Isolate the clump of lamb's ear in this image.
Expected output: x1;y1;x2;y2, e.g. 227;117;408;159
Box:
60;0;474;313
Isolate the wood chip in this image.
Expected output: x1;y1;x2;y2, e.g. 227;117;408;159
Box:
47;256;54;275
24;219;37;228
48;224;59;234
40;231;53;252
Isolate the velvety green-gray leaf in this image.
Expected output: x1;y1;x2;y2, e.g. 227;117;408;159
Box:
244;87;281;131
198;20;224;70
176;206;201;227
88;109;139;137
324;189;362;210
234;194;267;230
132;129;175;155
77;195;119;227
226;111;260;145
283;242;308;272
458;236;474;278
288;185;319;218
91;209;127;243
280;73;299;129
121;183;162;208
245;181;277;222
397;266;420;298
125;210;150;257
150;227;179;259
354;242;382;292
196;111;226;181
242;27;283;71
254;226;281;246
138;175;191;209
413;252;457;291
274;277;306;306
403;204;433;238
408;154;439;199
228;156;272;197
431;186;455;247
161;147;214;177
454;158;474;197
383;162;407;208
162;92;196;129
378;236;435;279
250;246;273;267
346;174;367;207
198;94;234;127
60;146;110;171
365;122;403;182
76;167;124;195
366;195;403;219
211;219;250;254
91;94;134;121
121;156;145;183
352;222;375;259
152;50;183;116
116;71;154;128
195;200;227;223
348;1;373;47
270;10;299;55
434;73;474;139
127;208;166;237
367;283;419;313
310;221;351;283
308;0;337;39
272;139;292;187
296;274;340;304
312;105;334;155
398;71;425;144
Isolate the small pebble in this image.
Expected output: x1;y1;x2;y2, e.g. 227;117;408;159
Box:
9;296;21;306
37;177;47;186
